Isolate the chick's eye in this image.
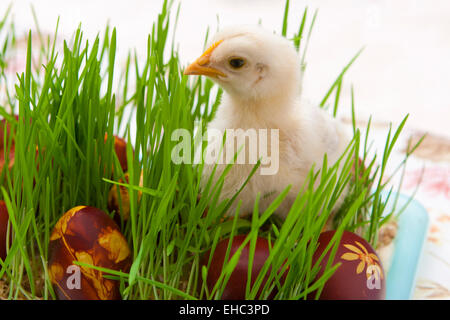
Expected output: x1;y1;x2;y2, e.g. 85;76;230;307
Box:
228;58;245;69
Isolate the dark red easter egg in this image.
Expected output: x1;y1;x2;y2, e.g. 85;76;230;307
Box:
48;206;132;300
108;173;131;223
104;134;131;173
0;116;17;173
0;200;10;260
113;136;129;172
201;235;282;300
107;171;144;224
310;230;386;300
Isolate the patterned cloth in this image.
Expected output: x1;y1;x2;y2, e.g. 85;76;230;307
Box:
400;134;450;299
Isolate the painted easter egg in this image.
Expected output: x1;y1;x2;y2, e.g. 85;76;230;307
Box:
104;134;131;173
201;235;282;299
48;206;132;300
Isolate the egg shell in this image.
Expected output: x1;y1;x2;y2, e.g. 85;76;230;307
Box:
113;136;129;172
48;206;132;300
0;200;10;260
108;174;131;223
104;134;131;173
201;235;281;300
310;230;386;300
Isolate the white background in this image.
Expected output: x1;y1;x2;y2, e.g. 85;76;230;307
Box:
1;0;449;138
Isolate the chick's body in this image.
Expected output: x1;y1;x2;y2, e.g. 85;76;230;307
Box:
185;26;350;218
205;96;349;218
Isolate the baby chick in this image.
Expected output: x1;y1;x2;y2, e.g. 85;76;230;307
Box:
184;26;350;219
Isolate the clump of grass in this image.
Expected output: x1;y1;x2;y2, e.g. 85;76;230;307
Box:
0;0;421;300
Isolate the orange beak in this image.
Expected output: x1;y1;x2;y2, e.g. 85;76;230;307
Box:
184;40;227;78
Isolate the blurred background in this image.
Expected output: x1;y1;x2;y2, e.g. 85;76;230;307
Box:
2;0;450;137
0;0;449;299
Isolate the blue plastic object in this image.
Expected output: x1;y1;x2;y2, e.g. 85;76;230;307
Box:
383;193;429;300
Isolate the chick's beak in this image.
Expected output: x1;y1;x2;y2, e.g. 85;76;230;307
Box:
184;40;227;78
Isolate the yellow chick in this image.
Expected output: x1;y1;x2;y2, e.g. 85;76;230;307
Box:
185;26;350;219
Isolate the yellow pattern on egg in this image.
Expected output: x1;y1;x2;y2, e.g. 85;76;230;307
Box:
98;227;131;263
341;240;384;280
50;206;87;241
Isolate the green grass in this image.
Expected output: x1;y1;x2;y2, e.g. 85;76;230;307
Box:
0;0;422;300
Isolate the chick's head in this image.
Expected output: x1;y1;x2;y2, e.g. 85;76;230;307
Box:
185;26;302;103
